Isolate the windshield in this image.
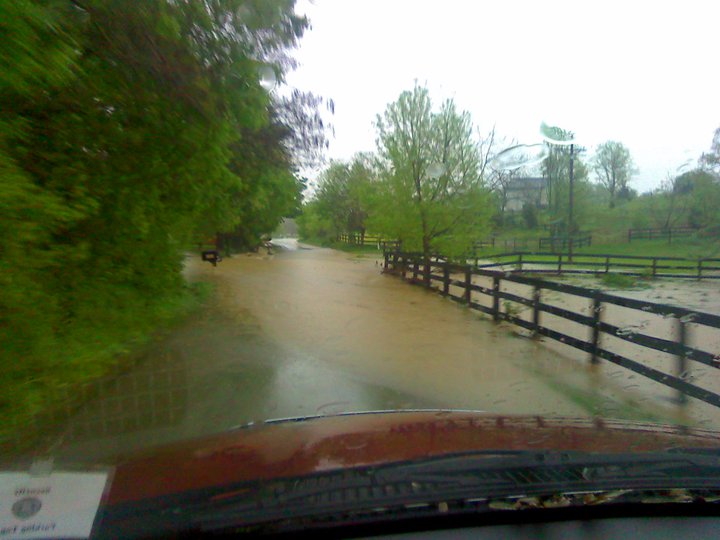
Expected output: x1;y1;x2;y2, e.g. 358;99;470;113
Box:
2;0;720;536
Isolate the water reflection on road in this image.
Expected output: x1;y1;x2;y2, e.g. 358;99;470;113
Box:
52;241;694;460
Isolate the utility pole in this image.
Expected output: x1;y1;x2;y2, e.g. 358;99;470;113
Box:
568;143;575;262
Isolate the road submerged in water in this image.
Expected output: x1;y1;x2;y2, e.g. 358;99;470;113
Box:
51;239;712;461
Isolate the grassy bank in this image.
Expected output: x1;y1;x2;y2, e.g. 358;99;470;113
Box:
299;236;383;254
0;280;212;451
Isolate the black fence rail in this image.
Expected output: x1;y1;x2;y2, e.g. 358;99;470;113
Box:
628;227;699;242
538;234;592;252
473;235;592;254
473;237;536;251
383;249;720;409
471;252;720;279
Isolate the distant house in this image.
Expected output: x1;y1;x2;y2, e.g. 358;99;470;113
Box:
505;177;548;212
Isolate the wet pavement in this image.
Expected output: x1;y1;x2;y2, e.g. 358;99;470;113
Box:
49;240;709;461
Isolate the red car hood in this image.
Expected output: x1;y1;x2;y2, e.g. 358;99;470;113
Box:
107;411;720;505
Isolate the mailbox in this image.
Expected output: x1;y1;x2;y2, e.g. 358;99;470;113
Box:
201;250;222;267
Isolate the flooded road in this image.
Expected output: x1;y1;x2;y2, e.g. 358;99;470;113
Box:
51;240;701;461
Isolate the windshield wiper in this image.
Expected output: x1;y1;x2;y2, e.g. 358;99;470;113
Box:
96;450;720;538
373;448;720;486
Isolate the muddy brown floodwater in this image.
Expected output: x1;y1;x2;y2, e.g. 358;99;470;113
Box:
50;240;714;462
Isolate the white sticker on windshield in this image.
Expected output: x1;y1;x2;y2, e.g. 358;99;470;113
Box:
0;471;108;539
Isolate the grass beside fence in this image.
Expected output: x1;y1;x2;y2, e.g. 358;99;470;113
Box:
473;238;720;262
471;245;720;278
332;243;382;254
301;236;382;254
579;238;720;259
600;272;649;289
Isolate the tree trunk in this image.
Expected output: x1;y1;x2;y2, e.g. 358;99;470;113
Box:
421;215;431;286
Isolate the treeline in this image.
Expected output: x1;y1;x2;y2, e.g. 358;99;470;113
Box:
300;84;720;245
1;1;327;400
492;128;720;235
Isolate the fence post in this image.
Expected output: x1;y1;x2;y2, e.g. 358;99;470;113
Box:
676;317;689;405
557;254;562;274
697;259;703;279
492;275;500;322
383;250;389;271
412;260;419;282
464;267;472;304
590;294;602;365
516;253;523;272
423;258;431;287
443;264;450;295
532;285;541;337
652;258;657;278
401;254;407;279
605;256;610;274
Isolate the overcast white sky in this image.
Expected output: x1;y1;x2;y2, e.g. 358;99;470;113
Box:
284;0;720;192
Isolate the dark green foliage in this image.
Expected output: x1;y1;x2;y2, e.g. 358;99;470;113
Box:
296;199;335;243
0;0;327;425
521;203;538;229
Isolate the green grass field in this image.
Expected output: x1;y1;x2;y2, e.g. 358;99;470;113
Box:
319;234;720;275
580;238;720;259
475;237;720;260
467;238;720;280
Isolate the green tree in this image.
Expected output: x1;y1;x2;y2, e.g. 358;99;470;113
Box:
592;141;635;207
521;202;539;229
296;199;334;242
646;173;691;230
674;169;720;229
0;0;326;416
296;153;377;243
369;85;493;271
313;156;375;239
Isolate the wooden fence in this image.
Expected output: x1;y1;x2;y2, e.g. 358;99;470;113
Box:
473;237;535;251
538;234;592;252
628;227;699;242
337;233;400;250
471;252;720;279
473;235;592;253
383;249;720;408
